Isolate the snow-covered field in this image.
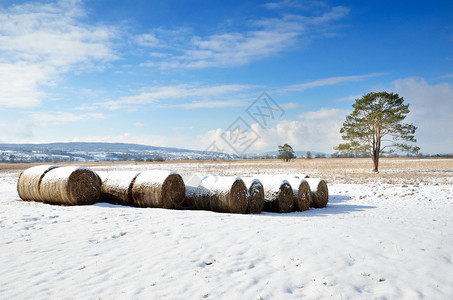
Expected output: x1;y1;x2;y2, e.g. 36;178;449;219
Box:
1;159;452;299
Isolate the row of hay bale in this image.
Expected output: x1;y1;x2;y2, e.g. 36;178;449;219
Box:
185;175;328;214
17;165;329;214
17;166;185;208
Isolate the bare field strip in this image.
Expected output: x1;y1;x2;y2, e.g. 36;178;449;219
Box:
2;158;452;185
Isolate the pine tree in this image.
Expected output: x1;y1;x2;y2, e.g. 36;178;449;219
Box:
335;92;419;172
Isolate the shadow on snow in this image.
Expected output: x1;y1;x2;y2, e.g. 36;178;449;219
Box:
47;194;376;217
261;194;376;217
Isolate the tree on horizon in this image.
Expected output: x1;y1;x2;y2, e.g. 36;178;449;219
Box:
278;143;296;162
335;91;419;172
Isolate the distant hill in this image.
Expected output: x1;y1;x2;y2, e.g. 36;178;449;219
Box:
0;142;237;163
0;142;330;163
0;142;195;153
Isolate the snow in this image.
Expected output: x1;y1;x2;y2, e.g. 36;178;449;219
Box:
287;178;307;194
253;174;290;192
185;184;212;198
41;166;97;183
134;170;177;186
20;164;59;176
241;177;262;189
304;178;324;192
304;177;323;185
184;175;245;195
201;175;244;193
258;174;310;194
1;164;453;299
99;171;141;189
253;175;292;202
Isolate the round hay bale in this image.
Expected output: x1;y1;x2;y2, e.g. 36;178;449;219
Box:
305;178;328;208
199;176;248;214
295;180;312;211
131;170;185;209
257;175;294;213
100;171;140;206
242;178;264;214
39;166;102;205
184;184;213;211
285;176;312;211
17;165;60;202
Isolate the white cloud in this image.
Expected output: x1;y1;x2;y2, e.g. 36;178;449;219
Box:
392;77;453;154
0;62;47;107
0;119;36;142
134;122;145;128
285;73;384;92
141;5;349;69
298;107;345;120
282;102;299;109
335;94;363;102
168;99;246;109
71;132;199;150
99;84;254;110
0;0;118;107
254;108;349;153
61;107;349;154
135;33;159;47
200;107;349;154
29;111;105;125
262;0;330;11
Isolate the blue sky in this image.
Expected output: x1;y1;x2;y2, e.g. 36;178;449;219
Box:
1;0;452;154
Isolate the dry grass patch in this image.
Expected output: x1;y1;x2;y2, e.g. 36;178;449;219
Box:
5;157;453;186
